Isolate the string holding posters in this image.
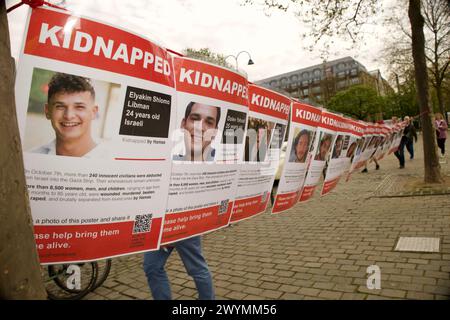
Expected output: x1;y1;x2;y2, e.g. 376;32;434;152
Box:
272;102;320;213
15;7;177;263
230;84;289;222
162;56;248;244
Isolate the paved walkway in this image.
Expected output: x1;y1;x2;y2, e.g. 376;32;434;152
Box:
86;134;450;300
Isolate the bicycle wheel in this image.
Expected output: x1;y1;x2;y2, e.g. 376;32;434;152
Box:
44;262;98;300
91;259;112;290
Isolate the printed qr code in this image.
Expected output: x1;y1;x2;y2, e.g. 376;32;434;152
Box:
133;214;153;234
218;199;229;215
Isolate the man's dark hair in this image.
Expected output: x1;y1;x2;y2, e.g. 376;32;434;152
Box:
294;129;311;148
185;101;221;127
48;73;95;102
320;133;333;145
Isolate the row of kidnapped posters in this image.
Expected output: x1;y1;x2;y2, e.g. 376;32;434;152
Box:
15;7;405;263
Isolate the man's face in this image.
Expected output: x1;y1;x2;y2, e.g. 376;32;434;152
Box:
320;138;331;158
181;103;218;153
45;91;98;143
296;134;309;162
335;139;343;153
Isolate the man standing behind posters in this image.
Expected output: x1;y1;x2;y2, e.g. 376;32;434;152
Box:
32;73;100;157
173;102;220;161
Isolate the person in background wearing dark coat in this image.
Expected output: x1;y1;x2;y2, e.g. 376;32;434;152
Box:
403;116;418;160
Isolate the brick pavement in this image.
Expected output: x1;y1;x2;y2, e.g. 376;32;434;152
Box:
85;134;450;300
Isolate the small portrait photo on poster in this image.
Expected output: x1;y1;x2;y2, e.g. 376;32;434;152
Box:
244;117;275;162
24;68;121;158
331;134;344;159
346;141;357;159
173;101;221;162
314;132;333;161
288;128;312;163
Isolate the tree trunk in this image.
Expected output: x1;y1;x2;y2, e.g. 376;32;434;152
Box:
0;1;47;299
408;0;443;183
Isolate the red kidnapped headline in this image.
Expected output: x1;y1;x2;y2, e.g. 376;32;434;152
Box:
174;57;248;106
25;8;174;87
291;102;322;127
248;85;290;120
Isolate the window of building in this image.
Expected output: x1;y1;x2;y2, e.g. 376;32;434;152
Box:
351;77;360;85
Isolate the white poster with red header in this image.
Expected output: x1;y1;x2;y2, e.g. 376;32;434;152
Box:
272;102;321;213
344;120;366;181
161;56;248;244
15;7;177;263
355;124;378;170
388;123;405;154
321;115;351;196
230;84;289;222
386;124;399;155
365;124;383;164
299;109;339;202
374;125;391;161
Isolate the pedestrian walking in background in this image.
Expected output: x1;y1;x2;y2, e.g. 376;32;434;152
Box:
403;116;417;160
435;113;448;159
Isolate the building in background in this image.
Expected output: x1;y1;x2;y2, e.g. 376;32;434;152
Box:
255;56;393;107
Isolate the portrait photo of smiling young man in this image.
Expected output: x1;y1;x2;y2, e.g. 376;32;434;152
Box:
25;70;119;158
32;73;99;157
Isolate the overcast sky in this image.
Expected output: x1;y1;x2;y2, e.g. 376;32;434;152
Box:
6;0;393;82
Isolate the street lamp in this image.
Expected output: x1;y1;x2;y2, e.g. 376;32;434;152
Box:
225;51;255;71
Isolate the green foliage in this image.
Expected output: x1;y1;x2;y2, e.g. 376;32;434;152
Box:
28;68;54;114
182;47;233;69
327;85;385;120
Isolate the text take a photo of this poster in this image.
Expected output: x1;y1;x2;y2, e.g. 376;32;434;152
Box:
272;102;320;213
162;56;248;244
231;84;290;222
15;7;177;263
